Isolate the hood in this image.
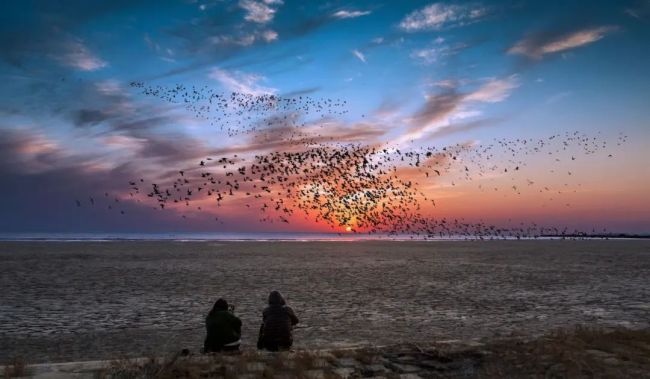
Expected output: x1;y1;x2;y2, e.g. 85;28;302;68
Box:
210;298;228;314
268;290;286;306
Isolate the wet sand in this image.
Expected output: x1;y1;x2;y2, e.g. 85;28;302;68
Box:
0;240;649;363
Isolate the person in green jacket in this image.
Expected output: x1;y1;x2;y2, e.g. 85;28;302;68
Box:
203;298;242;352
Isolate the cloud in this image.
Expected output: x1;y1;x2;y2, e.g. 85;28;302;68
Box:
425;117;503;140
136;133;213;164
72;109;113;127
400;75;519;142
410;41;467;65
624;1;650;19
0;128;213;233
102;135;147;150
352;49;366;63
6;77;216;171
0;129;64;174
465;75;520;103
239;0;282;24
406;91;465;138
0;25;107;72
69;80;134;127
150;5;347;79
95;80;123;96
280;87;321;97
170;4;280;54
110;115;174;133
372;98;403;119
53;39;107;71
332;10;372;19
261;30;279;42
0;1;135;70
143;33;176;62
431;79;463;89
209;29;278;47
399;3;487;32
508;26;617;59
209;68;277;96
410;47;442;64
51;79;215;168
207;119;387;156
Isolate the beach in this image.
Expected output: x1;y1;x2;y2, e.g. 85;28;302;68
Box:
1;240;649;364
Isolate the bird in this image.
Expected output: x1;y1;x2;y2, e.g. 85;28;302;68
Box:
70;83;627;240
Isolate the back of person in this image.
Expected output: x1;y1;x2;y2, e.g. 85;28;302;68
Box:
259;291;299;351
204;298;242;352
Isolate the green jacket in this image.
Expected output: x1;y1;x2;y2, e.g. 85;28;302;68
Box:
204;310;242;351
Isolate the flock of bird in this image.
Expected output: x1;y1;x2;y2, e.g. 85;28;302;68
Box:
76;85;628;239
129;82;348;137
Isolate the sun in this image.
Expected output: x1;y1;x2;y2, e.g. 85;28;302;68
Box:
345;226;352;232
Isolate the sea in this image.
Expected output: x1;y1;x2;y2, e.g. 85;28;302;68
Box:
1;238;648;364
0;232;487;242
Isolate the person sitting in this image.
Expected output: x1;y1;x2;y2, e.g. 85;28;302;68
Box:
203;298;242;353
257;291;299;351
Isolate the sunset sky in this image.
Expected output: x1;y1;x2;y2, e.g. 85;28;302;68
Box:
1;0;649;234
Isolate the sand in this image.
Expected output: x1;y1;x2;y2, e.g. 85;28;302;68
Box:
0;240;648;363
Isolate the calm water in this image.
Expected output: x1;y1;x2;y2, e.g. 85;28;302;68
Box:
1;240;649;363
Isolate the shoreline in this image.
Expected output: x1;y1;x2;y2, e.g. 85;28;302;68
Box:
1;237;649;243
3;326;649;378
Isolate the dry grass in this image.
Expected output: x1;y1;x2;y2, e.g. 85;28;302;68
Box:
478;326;650;378
3;357;26;379
98;350;337;378
26;326;650;378
99;353;230;379
351;347;379;365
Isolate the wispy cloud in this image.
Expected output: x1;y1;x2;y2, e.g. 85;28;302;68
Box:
208;120;387;156
425;117;503;140
261;30;279;42
239;0;283;24
431;79;466;89
399;75;519;142
209;68;277;96
399;3;487;32
209;29;278;47
0;128;74;174
144;33;176;62
508;26;617;59
410;46;443;64
352;49;367;63
332;10;372;19
54;39;107;71
407;92;465;136
624;1;650;19
410;38;467;65
465;75;520;103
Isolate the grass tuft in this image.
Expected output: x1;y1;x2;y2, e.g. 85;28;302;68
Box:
3;357;26;379
21;326;649;378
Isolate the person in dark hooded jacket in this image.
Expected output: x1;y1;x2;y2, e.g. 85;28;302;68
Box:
257;291;299;351
204;298;242;353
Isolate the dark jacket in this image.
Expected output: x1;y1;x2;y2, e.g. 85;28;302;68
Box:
259;291;299;350
204;310;242;352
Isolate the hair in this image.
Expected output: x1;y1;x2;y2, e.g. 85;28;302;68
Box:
210;298;228;314
268;290;286;306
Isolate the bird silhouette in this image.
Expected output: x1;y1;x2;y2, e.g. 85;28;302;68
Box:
70;83;630;240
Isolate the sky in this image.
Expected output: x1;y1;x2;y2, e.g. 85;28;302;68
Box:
1;0;649;234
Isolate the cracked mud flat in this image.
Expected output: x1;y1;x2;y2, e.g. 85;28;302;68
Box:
0;240;648;363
